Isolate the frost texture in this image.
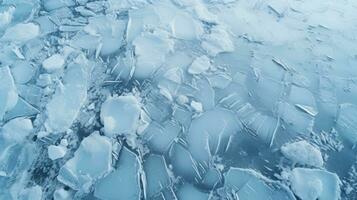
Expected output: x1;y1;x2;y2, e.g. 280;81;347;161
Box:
0;0;357;199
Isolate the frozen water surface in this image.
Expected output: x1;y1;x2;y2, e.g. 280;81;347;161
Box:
0;0;357;199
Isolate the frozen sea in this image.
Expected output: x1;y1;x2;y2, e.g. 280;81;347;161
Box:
0;0;356;199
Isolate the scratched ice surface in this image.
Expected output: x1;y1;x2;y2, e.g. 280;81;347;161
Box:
0;0;357;199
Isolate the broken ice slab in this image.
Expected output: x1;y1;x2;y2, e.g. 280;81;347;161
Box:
45;55;92;133
0;23;39;43
1;117;33;143
4;96;39;121
83;15;126;56
57;133;112;192
201;25;234;56
143;155;171;198
42;54;65;72
48;145;67;160
289;168;341;200
236;103;279;145
336;103;357;144
188;55;212;75
201;167;222;189
100;95;141;137
222;168;296;200
0;66;18;120
176;183;209;200
169;141;202;182
10;60;36;84
289;85;318;116
187;108;242;165
43;0;75;11
18;185;42;200
133;30;174;79
171;11;204;40
142;120;180;153
281;140;323;167
277;102;314;135
94;147;141;200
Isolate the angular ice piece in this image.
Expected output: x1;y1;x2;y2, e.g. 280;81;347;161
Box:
45;55;91;133
0;6;14;28
236;103;279;145
57;133;112;191
188;55;211;75
176;183;209;200
48;145;67;160
10;60;36;84
83;16;126;56
94;147;141;200
190;100;203;113
277;102;314;135
18;185;42;200
171;12;203;40
142;120;180;153
336;103;357;144
0;66;18;120
43;0;75;11
289;168;341;200
281;140;323;167
169;142;201;181
1;117;33;143
223;168;295;200
201;25;234;56
126;7;160;43
133;31;174;79
107;0;147;11
42;54;65;72
143;155;171;198
53;188;71;200
187;108;241;165
1;23;39;43
201;167;222;189
289;86;318;116
100;95;141;137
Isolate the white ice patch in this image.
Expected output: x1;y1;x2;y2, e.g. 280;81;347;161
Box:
48;145;67;160
1;23;39;43
289;168;341;200
133;30;174;79
100;95;141;137
281;140;323;167
42;54;65;72
188;55;212;75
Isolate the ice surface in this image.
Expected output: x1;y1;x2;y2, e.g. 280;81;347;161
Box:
100;95;141;137
0;66;18;120
289;168;341;200
222;168;295;200
47;145;67;160
94;147;141;200
0;0;357;199
57;133;112;191
0;23;39;43
281;140;323;167
42;54;65;72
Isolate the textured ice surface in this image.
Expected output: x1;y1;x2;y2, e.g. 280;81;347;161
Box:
1;0;357;199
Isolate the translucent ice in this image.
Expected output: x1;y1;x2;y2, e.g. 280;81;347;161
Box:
58;133;112;191
100;95;141;137
281;140;323;167
289;168;341;200
94;147;141;200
